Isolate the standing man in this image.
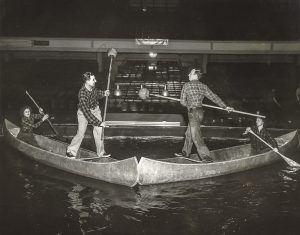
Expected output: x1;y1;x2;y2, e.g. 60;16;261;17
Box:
66;72;110;159
175;68;233;162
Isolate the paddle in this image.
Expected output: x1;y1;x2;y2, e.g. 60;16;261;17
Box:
249;129;300;168
138;88;265;119
25;91;67;142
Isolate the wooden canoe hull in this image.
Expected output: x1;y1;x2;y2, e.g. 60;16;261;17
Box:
4;119;299;187
137;131;299;185
4;119;139;187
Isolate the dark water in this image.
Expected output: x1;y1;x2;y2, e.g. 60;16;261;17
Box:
1;137;300;235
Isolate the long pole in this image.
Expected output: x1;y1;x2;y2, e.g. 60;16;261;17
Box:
249;130;300;168
150;93;266;119
103;48;117;122
101;49;117;141
103;55;113;122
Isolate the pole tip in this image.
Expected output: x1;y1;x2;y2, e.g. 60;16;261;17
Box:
108;48;117;58
138;88;150;100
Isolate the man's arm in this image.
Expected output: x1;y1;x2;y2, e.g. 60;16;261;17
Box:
79;94;102;126
265;130;278;148
204;85;227;108
180;84;187;107
96;89;105;99
22;117;43;129
32;113;43;120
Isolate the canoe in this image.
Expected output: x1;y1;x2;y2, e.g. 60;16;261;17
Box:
137;130;299;185
3;119;139;187
4;119;299;187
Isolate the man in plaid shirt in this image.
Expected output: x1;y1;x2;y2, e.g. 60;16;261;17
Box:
66;72;110;159
244;115;278;155
175;68;233;162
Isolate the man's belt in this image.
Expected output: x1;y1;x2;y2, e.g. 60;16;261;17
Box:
188;106;202;112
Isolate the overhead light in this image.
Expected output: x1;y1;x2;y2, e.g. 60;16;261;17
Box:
148;64;157;70
148;62;157;70
162;84;169;97
136;39;168;46
114;84;122;97
149;51;157;58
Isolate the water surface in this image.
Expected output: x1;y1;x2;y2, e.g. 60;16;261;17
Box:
1;138;300;235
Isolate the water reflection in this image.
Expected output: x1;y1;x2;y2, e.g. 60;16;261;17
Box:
1;138;300;235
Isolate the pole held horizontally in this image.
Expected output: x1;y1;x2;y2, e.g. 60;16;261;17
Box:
138;89;266;119
249;130;300;168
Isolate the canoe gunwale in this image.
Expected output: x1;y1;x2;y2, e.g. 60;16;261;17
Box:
139;130;296;167
4;119;298;187
137;130;298;185
4;119;139;187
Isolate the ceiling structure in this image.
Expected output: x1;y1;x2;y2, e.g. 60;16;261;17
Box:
0;0;299;40
0;0;299;73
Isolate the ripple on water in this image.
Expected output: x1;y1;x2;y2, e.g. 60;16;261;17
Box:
2;138;300;235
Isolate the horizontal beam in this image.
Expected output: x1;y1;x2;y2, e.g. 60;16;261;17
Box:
106;121;180;126
2;51;297;64
0;37;300;54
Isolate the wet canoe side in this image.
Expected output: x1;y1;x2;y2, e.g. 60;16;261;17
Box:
137;131;299;185
4;119;139;187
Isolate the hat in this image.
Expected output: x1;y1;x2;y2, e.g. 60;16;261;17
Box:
188;68;203;77
256;111;264;121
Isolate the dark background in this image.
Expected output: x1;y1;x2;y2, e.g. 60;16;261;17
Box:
1;0;299;40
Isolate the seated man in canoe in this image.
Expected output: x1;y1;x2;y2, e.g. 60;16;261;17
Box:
175;68;233;163
18;105;49;145
244;114;278;155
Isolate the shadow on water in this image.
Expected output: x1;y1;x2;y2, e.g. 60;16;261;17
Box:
1;138;300;235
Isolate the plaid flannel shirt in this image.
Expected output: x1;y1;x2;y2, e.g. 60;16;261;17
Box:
21;114;43;133
249;125;278;151
180;80;227;110
78;85;105;126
